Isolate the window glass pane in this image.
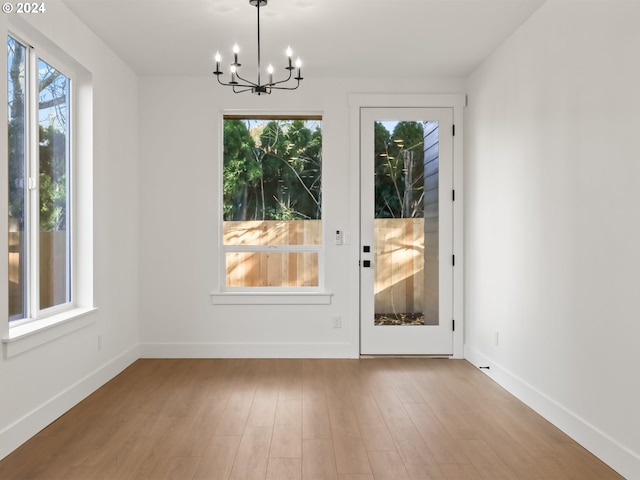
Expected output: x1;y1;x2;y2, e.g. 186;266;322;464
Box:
7;36;27;321
223;118;322;241
38;58;70;310
222;117;322;289
373;120;439;326
226;252;319;287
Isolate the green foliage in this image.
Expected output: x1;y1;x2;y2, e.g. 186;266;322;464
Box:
8;37;26;227
223;118;322;221
223;120;261;220
8;36;69;233
38;124;67;231
374;121;426;218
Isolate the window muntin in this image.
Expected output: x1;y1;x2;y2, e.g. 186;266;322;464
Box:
7;35;72;323
222;116;322;289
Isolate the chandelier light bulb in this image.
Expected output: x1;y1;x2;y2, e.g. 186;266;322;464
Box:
295;58;302;68
214;51;222;74
233;44;240;54
286;46;293;57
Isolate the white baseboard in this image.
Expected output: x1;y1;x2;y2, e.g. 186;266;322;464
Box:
0;345;139;461
464;344;640;480
139;342;359;359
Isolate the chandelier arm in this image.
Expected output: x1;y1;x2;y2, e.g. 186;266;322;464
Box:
216;74;261;91
215;75;233;86
234;71;259;87
233;85;255;93
268;80;302;91
267;68;293;86
216;74;248;88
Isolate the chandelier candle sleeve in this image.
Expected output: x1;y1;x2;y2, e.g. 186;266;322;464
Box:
233;44;239;66
213;0;303;95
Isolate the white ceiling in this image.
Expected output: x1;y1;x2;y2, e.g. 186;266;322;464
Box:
61;0;546;78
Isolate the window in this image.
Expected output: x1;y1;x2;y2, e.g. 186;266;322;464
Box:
222;115;322;289
7;34;72;323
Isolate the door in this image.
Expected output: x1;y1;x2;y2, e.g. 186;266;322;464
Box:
360;107;454;355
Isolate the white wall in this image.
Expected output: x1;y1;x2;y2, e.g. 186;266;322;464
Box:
0;1;139;459
138;77;465;358
465;1;640;477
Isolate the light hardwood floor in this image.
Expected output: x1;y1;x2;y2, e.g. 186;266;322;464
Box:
0;359;624;479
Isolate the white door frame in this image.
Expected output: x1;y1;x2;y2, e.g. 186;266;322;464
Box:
348;94;465;358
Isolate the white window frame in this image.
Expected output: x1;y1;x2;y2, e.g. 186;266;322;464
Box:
7;32;75;325
217;113;326;295
4;26;96;356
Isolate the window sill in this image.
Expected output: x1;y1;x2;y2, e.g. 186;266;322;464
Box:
211;291;333;305
2;307;98;358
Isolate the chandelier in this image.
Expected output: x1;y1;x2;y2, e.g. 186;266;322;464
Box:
213;0;303;95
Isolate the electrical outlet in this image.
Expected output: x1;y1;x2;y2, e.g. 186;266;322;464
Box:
333;315;342;328
495;331;500;346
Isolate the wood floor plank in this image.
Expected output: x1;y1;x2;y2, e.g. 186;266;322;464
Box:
0;359;625;480
352;395;397;451
193;435;241;480
157;456;201;480
302;438;338;480
464;400;547;479
302;392;332;440
247;389;279;428
271;397;303;457
361;361;409;420
385;416;447;480
535;443;625;480
214;388;255;436
439;463;483;480
278;359;304;401
337;475;374;480
267;458;302;480
367;450;411;479
455;438;518;480
230;426;273;480
403;402;470;465
272;425;303;458
328;408;371;475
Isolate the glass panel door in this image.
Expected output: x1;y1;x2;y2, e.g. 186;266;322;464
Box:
360;108;453;355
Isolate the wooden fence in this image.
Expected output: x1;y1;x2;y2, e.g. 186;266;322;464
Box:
9;221;430;314
224;220;321;287
8;231;68;317
223;219;432;318
373;218;427;316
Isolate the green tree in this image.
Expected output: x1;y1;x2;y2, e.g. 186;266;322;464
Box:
374;121;425;218
223;118;322;221
223;119;259;220
38;124;68;231
8;37;26;228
